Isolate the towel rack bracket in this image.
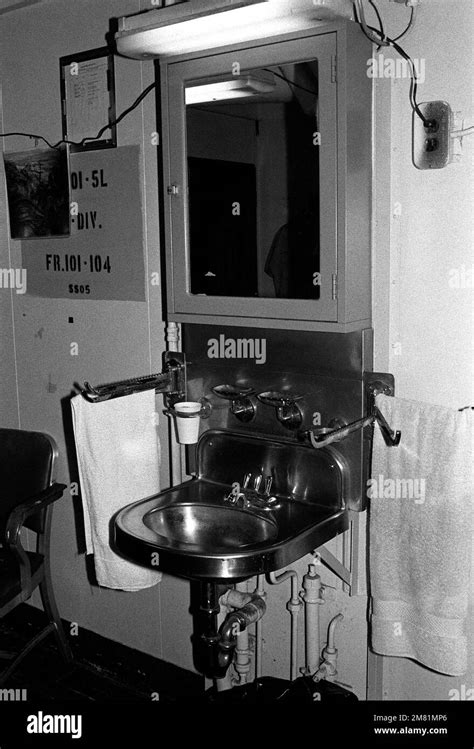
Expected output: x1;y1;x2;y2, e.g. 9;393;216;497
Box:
364;371;395;399
81;351;187;404
304;372;401;449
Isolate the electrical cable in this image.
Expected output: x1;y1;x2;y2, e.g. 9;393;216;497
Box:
368;0;385;44
392;6;416;42
75;80;156;147
0;5;429;147
450;125;474;138
0;69;316;151
353;0;387;45
1;66;317;152
0;80;157;150
390;37;429;126
0;131;59;150
353;0;430;127
264;67;318;97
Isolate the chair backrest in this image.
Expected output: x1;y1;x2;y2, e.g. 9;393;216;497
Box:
0;428;57;537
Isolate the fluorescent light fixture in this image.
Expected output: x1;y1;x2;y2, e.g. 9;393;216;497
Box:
116;0;354;59
185;73;276;104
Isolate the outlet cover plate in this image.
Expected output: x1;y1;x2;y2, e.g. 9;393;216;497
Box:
413;101;453;169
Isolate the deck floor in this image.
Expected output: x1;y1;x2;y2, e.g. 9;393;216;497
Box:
0;604;204;703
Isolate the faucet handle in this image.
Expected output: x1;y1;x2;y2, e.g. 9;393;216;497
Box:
264;477;273;496
253;474;263;493
243;472;252;489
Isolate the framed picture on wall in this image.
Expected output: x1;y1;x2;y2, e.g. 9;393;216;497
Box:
4;147;70;238
60;47;116;152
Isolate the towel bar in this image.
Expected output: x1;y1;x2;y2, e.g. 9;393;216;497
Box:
81;351;186;404
306;373;401;449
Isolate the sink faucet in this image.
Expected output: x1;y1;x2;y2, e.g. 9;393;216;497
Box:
235;494;249;508
224;474;279;510
224;481;248;507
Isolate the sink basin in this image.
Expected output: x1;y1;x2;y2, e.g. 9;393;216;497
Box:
114;429;348;580
143;504;277;550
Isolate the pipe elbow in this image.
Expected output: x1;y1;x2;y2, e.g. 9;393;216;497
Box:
327;613;344;650
220;611;247;645
217;594;266;672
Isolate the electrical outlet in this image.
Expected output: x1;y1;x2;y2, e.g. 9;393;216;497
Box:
413;101;453;170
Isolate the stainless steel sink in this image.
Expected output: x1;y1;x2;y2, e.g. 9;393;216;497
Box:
114;430;348;580
143;503;278;549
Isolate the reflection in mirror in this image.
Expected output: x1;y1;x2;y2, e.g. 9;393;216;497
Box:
185;62;320;300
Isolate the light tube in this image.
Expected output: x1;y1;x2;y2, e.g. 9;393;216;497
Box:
185;74;276;104
116;0;354;59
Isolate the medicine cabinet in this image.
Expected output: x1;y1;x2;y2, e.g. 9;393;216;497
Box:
158;22;372;332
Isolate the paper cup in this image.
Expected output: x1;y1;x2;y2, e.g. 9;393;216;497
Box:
174;401;202;444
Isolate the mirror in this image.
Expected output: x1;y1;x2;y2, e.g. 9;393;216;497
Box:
185;62;320;300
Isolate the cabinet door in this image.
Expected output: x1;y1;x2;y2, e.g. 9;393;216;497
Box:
163;32;338;325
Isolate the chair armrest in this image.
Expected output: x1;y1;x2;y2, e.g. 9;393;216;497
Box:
5;483;67;545
4;484;67;592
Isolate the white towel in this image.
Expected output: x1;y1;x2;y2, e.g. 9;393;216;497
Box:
71;390;162;591
369;394;473;675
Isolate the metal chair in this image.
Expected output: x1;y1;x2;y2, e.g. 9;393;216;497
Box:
0;428;73;685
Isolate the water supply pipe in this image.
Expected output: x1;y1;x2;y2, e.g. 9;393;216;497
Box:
215;592;235;692
268;569;302;681
254;575;265;678
314;613;344;682
166;321;182;486
328;612;344;650
234;581;252;684
301;562;324;676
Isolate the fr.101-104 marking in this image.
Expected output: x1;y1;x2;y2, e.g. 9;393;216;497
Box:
45;254;111;273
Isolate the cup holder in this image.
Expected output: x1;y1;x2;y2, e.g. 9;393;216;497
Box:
164;398;212;444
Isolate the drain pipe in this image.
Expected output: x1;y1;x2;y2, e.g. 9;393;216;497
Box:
218;590;266;673
198;582;227;680
301;562;324;676
268;569;302;681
